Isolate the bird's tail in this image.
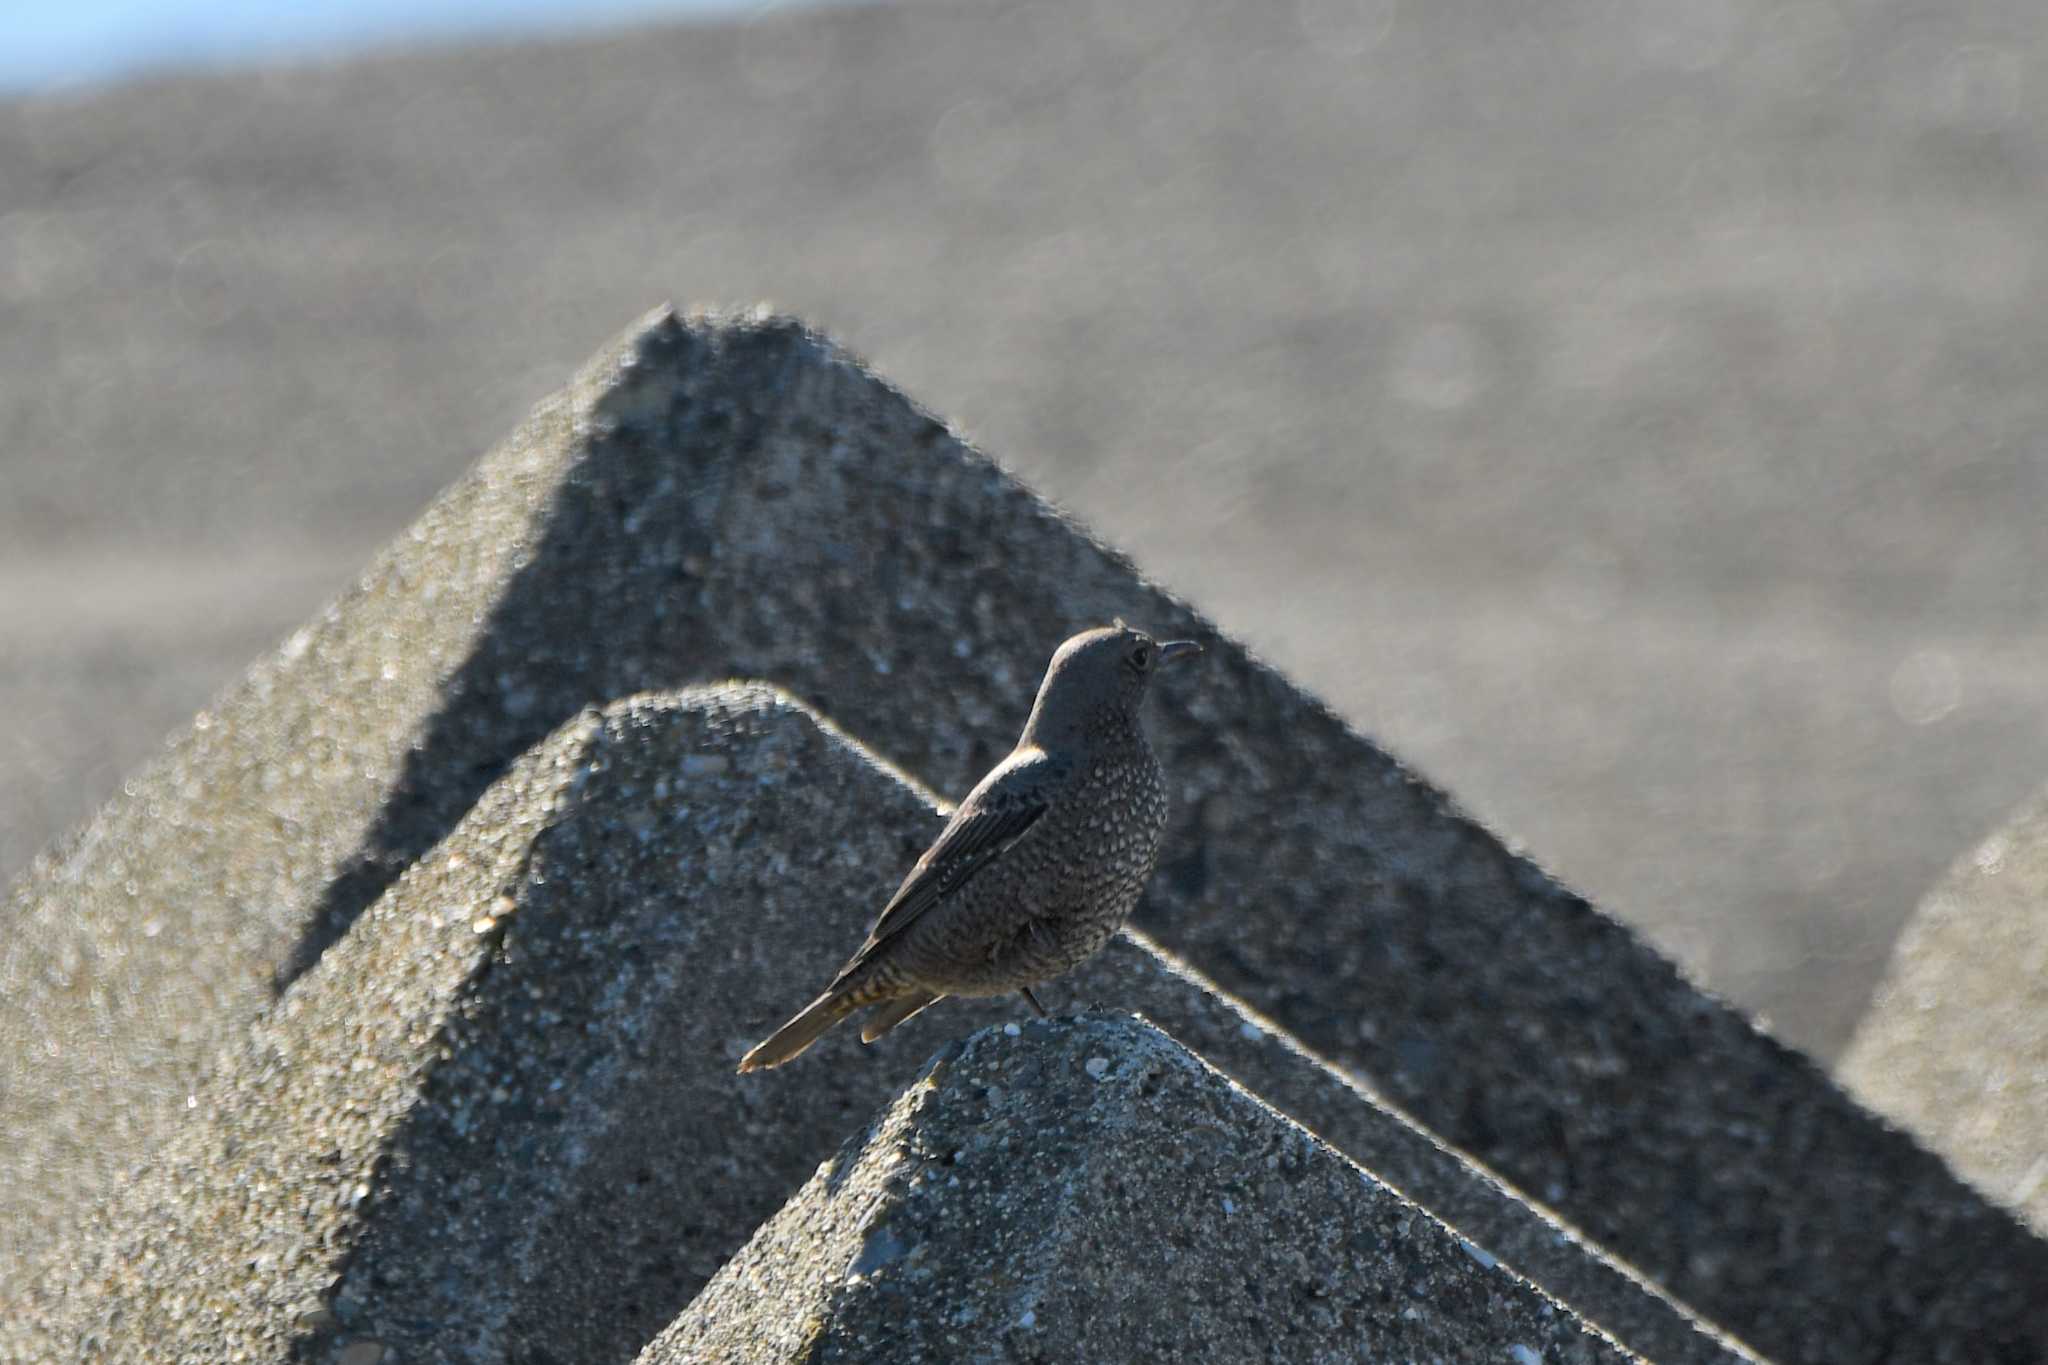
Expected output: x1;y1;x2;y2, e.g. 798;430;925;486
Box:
737;988;864;1073
860;989;944;1044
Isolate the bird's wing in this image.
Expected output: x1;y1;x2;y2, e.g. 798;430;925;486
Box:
835;749;1055;978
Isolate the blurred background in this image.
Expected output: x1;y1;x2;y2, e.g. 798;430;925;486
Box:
3;0;2044;1063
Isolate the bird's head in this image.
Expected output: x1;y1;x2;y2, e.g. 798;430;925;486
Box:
1022;621;1202;747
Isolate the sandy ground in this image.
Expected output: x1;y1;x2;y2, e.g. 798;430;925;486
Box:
4;0;2046;1060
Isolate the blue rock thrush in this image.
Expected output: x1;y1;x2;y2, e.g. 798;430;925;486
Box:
738;623;1201;1071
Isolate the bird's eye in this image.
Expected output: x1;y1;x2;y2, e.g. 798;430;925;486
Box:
1130;643;1152;670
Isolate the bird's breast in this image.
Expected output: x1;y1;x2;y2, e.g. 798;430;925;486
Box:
1046;744;1169;885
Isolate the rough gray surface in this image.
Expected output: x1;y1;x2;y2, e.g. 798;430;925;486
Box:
1840;786;2048;1235
9;0;2048;1065
3;687;1744;1365
3;310;2042;1361
650;1015;1637;1365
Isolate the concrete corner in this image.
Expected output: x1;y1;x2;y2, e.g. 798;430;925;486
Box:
1841;785;2048;1235
647;1014;1636;1365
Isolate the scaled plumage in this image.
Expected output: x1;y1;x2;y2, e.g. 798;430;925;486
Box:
738;623;1200;1072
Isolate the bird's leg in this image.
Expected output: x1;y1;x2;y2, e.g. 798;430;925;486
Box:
1013;921;1054;1020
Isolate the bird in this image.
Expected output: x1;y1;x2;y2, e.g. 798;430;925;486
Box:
738;622;1201;1072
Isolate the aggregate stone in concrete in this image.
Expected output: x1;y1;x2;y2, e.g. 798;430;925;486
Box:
646;1014;1638;1365
3;309;2043;1362
1841;785;2048;1236
0;688;1744;1365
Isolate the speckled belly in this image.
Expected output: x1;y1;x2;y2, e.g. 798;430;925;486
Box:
894;748;1168;997
905;882;1146;997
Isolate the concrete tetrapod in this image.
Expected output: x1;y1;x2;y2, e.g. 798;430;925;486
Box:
2;309;2041;1361
651;1014;1638;1365
1841;785;2048;1237
3;688;1745;1364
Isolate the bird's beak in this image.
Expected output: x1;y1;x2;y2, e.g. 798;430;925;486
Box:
1157;639;1203;666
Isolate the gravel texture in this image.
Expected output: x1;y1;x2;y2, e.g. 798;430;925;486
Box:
3;310;2043;1361
1840;786;2048;1236
648;1013;1638;1365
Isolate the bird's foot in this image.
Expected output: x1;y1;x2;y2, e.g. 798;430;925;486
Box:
1019;986;1049;1019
